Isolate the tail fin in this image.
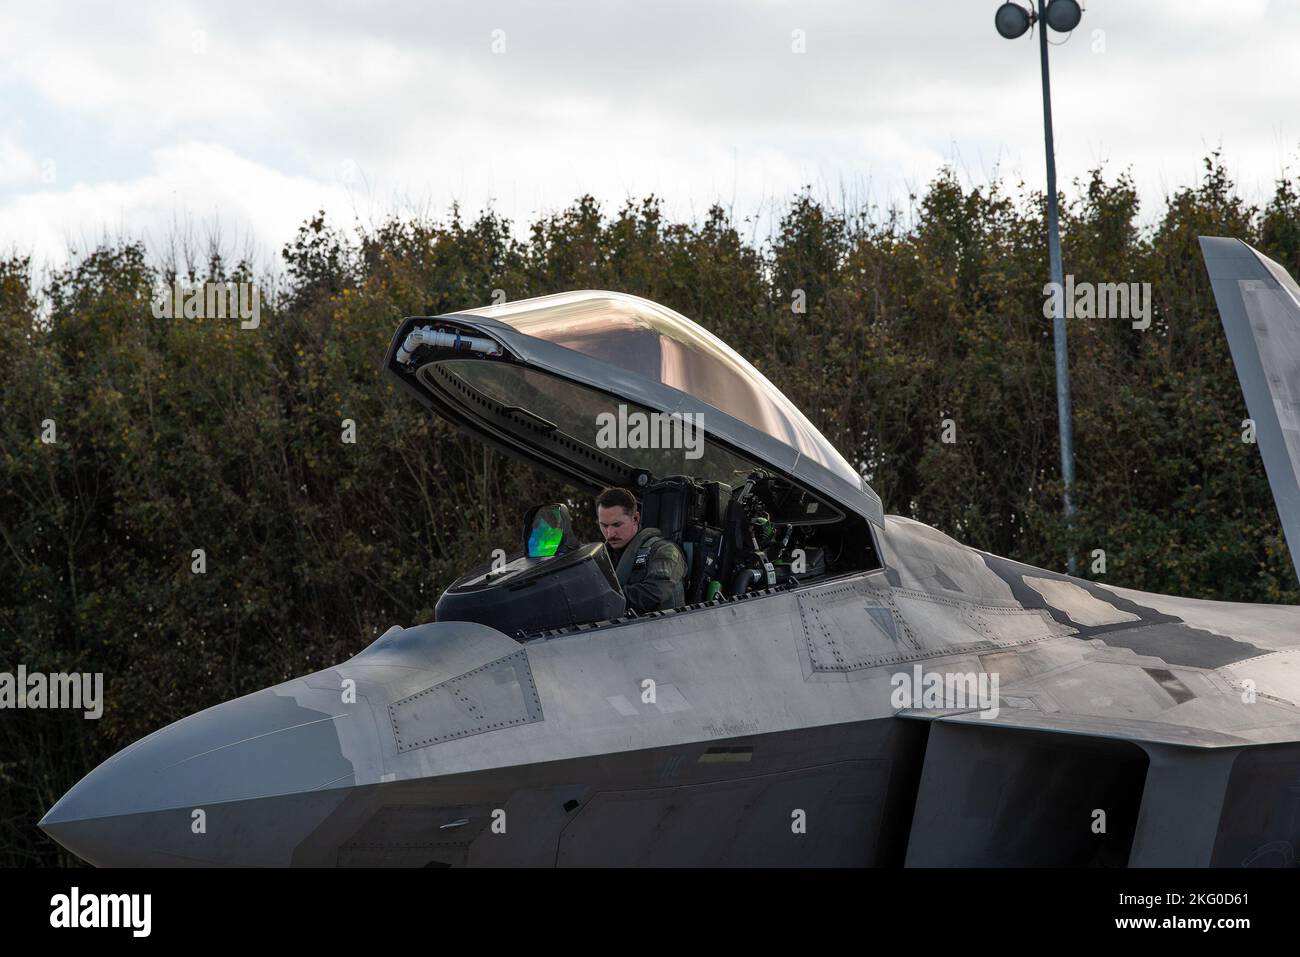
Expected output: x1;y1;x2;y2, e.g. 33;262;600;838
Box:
1200;236;1300;585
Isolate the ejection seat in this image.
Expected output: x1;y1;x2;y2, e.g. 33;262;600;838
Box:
639;476;731;603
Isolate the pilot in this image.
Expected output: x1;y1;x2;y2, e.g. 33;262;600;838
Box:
596;487;687;614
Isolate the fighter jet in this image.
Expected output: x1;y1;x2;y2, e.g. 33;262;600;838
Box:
38;236;1300;867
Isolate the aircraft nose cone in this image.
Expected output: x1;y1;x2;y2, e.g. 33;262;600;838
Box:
40;685;359;866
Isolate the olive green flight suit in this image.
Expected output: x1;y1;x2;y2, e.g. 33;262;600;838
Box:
608;526;687;614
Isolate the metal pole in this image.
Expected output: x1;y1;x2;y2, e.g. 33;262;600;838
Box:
1038;0;1077;575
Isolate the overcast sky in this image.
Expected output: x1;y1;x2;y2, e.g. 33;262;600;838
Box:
1;0;1295;269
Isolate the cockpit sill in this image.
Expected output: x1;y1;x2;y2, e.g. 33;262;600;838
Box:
517;564;888;644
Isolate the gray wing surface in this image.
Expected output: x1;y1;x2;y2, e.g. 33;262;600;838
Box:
880;516;1300;866
1200;236;1300;586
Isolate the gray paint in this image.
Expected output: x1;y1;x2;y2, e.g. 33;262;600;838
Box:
41;512;1300;866
389;650;543;751
1201;236;1300;584
1128;744;1242;867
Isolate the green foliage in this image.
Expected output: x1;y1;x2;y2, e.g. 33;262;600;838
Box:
2;156;1298;864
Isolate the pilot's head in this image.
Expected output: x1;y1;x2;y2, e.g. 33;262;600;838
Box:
595;487;640;551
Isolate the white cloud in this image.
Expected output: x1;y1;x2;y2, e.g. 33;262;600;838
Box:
1;0;1299;267
0;134;40;185
0;143;350;268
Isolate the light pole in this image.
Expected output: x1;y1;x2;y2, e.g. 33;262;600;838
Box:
995;0;1083;575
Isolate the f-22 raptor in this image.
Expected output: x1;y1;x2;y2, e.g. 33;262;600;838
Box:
39;237;1300;867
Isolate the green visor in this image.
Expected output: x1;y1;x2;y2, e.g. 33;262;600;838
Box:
524;503;577;558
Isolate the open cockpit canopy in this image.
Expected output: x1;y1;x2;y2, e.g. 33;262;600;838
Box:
385;291;883;529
